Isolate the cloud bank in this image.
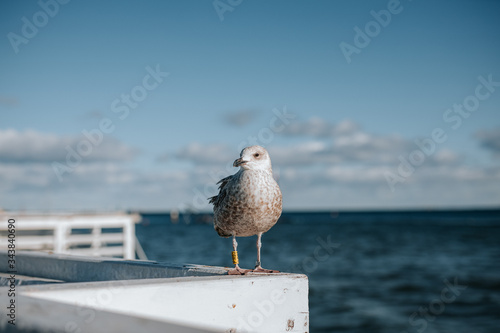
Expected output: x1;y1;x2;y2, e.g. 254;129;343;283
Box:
0;129;137;164
1;120;499;211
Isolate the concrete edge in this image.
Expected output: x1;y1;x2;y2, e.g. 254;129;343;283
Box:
0;251;303;282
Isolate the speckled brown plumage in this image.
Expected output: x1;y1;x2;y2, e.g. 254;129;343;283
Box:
209;146;282;237
208;145;282;274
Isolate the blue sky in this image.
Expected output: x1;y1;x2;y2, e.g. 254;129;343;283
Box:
1;0;499;212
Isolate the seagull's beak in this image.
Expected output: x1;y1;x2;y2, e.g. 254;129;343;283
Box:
233;158;247;167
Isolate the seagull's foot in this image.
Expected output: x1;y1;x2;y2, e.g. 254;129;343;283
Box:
248;265;280;274
227;265;251;275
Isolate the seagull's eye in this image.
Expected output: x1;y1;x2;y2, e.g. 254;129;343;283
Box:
254;153;260;158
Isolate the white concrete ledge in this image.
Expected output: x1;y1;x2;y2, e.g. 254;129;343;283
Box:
0;251;228;283
0;251;309;333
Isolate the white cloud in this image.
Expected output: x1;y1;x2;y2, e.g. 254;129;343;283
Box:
325;165;390;183
173;119;410;168
0;160;204;211
224;109;259;126
430;149;461;165
267;141;341;166
175;142;234;166
281;118;359;137
476;127;500;157
0;129;137;163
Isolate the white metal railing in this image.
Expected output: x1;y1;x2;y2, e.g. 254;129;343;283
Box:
0;213;146;260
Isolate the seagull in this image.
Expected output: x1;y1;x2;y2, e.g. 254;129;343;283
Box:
209;145;282;275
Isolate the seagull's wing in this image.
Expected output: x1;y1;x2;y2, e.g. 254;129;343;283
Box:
208;175;234;209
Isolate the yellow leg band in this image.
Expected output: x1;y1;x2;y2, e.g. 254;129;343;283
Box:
232;251;239;265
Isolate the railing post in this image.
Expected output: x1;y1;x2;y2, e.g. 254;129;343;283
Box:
92;224;102;255
123;219;135;259
54;222;67;253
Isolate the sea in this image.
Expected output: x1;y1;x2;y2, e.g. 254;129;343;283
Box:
135;209;500;333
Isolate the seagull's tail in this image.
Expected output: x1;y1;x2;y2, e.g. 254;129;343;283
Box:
215;225;232;238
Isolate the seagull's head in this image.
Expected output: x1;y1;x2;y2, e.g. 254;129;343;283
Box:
233;145;272;171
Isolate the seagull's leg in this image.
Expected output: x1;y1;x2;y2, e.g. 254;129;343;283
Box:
252;232;279;273
228;233;250;275
256;232;263;268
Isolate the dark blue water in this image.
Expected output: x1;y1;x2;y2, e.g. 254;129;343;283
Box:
135;210;500;333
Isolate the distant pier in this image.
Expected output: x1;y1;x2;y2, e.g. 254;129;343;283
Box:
0;212;147;260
